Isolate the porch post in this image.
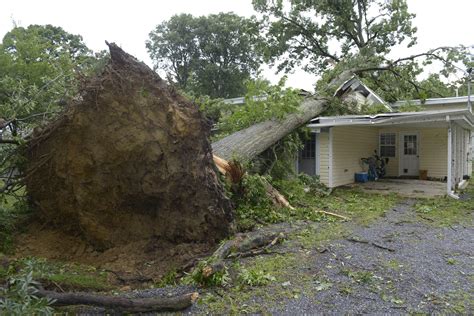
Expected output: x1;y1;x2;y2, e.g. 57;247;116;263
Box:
447;124;452;194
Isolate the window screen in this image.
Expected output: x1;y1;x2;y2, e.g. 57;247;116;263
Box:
380;133;396;157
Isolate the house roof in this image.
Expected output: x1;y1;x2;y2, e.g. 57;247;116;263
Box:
307;108;474;130
334;76;393;112
392;95;474;107
223;90;312;105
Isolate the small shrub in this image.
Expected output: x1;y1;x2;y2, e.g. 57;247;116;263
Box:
0;197;29;254
156;269;178;287
183;260;229;287
238;267;275;287
234;174;281;230
0;263;55;315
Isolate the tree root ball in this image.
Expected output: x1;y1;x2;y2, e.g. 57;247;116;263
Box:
25;42;234;250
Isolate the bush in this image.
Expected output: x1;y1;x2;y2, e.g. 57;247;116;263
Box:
0;260;55;315
0;197;29;254
183;259;229;287
233;174;284;230
238;267;275;286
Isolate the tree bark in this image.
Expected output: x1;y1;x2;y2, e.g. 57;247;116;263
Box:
211;70;354;162
211;98;327;162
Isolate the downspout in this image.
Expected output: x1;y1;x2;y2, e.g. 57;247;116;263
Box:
468;68;472;113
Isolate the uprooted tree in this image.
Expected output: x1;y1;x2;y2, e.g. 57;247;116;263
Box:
0;3;471;312
212;0;470;162
24;42;234;249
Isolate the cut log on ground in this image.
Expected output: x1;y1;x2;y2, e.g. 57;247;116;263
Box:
36;288;198;312
25;42;234;250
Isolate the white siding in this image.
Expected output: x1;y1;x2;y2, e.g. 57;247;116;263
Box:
318;126;451;187
331;126;379;187
319;131;329;186
419;128;448;179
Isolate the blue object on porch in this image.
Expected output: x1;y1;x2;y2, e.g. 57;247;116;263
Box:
355;172;369;183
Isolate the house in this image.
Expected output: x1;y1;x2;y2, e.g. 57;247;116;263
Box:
296;78;473;196
223;77;473;197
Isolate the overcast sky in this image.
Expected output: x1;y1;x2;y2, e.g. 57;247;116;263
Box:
1;0;473;91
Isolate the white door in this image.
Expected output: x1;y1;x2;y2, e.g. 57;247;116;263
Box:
400;133;419;176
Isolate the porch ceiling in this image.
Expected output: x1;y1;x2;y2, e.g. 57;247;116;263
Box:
352;179;446;198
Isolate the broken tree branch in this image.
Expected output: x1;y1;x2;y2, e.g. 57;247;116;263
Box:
346;236;395;252
213;155;295;210
315;209;349;221
35;288;199;312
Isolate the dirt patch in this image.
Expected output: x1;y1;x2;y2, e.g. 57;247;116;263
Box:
14;223;212;286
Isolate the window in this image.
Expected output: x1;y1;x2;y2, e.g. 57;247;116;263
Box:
403;135;417;155
380;133;396;157
301;133;316;159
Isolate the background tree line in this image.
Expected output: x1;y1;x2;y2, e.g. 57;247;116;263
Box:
0;0;473;192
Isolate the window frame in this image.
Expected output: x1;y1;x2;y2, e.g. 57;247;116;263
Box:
379;132;396;158
301;133;316;159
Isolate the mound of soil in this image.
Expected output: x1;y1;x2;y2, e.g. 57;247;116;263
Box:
18;43;234;280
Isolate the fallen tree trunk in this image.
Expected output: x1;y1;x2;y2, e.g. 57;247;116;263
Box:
211;70;354;162
36;288;198;312
211;98;327;162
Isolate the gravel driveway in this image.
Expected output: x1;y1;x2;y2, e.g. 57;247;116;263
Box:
271;199;473;314
192;199;473;314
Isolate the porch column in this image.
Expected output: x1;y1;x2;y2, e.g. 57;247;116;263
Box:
447;124;452;194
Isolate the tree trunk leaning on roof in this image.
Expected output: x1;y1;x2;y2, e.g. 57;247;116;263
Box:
211;71;353;162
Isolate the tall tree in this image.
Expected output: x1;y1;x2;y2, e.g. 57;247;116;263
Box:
253;0;468;100
146;13;262;98
0;24;103;195
0;24;101;132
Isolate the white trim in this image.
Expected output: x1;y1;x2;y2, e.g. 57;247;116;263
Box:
307;109;474;129
328;127;333;187
398;131;420;177
447;124;452;194
392;95;474;107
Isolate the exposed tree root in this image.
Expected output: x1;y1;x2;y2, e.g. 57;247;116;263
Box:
35;288;199;312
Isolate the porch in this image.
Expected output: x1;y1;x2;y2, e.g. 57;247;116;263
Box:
299;109;473;197
351;178;447;198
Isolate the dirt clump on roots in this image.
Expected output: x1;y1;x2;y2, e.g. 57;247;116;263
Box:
15;42;234;282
